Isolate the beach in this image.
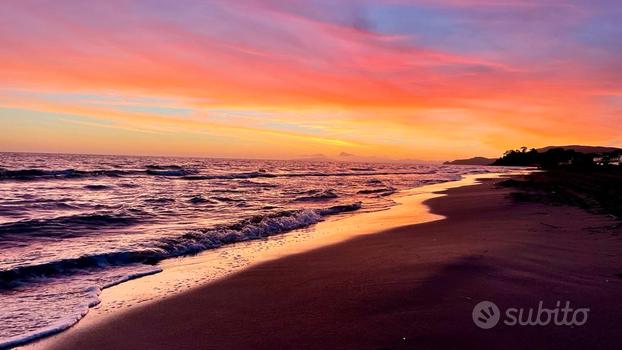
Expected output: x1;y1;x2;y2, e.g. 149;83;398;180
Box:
2;155;502;347
26;175;622;349
3;1;622;348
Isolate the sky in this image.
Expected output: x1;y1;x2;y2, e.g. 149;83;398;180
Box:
1;0;621;161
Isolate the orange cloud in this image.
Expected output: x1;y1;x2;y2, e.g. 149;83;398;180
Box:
0;0;620;159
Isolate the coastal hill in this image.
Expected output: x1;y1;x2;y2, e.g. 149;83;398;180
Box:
444;145;621;165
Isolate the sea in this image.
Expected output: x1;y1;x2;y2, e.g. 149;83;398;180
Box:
0;152;511;348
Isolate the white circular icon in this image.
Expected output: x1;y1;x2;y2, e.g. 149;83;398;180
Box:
472;301;501;329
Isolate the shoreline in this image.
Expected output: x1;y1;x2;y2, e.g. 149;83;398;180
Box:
32;172;622;349
19;172;517;349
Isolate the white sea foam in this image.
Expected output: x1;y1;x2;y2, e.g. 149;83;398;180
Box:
0;265;161;349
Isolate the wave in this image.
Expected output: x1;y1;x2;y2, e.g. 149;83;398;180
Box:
357;187;397;196
182;171;277;180
350;167;375;171
211;196;244;203
237;180;278;188
182;170;471;181
84;184;111;191
189;195;216;204
144;164;196;176
0;165;196;180
0;211;143;239
293;189;339;202
0;166;479;183
146;169;195;176
317;202;362;215
145;164;184;170
0;168;136;181
279;171;436;178
0;199;80;213
145;197;175;204
0;202;361;288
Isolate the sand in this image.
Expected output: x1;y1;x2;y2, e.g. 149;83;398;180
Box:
33;177;622;349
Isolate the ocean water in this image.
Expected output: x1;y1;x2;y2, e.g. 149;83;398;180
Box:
0;152;510;347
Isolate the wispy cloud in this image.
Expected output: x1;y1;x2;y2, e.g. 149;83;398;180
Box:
0;0;620;159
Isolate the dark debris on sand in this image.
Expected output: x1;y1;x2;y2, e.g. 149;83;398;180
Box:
498;169;622;220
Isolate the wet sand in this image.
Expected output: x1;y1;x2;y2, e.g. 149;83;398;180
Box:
36;178;622;349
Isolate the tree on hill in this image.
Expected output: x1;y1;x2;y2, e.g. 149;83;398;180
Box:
492;147;621;169
492;147;538;166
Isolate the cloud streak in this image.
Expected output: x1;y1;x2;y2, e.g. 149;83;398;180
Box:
0;0;620;159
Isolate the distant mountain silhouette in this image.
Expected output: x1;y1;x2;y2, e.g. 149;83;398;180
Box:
536;145;621;153
443;157;496;165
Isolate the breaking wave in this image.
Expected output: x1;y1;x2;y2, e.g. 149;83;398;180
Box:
0;202;361;288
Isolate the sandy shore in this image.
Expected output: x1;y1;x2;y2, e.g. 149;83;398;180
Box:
32;177;622;349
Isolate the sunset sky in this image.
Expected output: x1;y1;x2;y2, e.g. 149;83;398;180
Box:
1;0;621;161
